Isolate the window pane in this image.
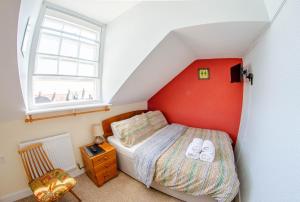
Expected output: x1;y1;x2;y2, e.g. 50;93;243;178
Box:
38;34;60;54
63;24;80;35
80;38;97;44
62;32;79;40
79;43;97;61
60;38;79;57
35;56;58;74
78;62;97;77
81;29;98;41
43;17;63;30
59;59;77;75
31;8;103;108
41;28;61;37
33;76;98;104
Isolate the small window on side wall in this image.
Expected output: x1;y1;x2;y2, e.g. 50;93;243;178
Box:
28;2;105;112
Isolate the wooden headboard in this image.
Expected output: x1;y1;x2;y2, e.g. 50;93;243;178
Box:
102;110;147;139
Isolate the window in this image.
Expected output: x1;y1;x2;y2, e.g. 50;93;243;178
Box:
28;4;104;111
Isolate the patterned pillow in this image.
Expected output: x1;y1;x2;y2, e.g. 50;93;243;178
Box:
111;113;154;147
146;111;168;131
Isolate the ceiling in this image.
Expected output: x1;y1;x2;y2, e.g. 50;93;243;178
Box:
175;22;267;59
111;22;267;104
101;0;269;103
48;0;140;23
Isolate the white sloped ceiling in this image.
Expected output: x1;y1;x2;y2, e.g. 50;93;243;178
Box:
102;0;270;104
47;0;140;23
111;21;268;104
111;31;196;104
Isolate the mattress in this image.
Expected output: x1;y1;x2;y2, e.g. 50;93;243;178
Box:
107;126;216;202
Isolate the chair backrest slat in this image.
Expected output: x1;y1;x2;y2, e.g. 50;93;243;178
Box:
32;147;43;177
28;150;39;179
35;147;47;175
39;146;54;170
20;152;32;182
24;151;36;180
18;143;55;183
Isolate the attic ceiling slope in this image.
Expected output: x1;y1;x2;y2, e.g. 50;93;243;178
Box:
111;22;268;104
104;0;270;104
48;0;140;23
111;31;196;104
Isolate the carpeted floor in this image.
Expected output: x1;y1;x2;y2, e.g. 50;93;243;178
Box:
18;172;181;202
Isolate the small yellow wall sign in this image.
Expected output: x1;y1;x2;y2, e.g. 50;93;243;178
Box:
198;68;210;80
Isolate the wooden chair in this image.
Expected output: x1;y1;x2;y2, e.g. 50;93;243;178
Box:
18;143;81;202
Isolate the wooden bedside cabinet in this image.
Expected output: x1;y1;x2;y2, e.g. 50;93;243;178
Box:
80;142;118;187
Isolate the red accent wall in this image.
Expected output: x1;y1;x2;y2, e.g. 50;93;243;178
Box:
148;58;243;143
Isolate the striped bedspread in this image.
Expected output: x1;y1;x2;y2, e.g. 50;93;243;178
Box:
135;126;239;202
134;124;187;187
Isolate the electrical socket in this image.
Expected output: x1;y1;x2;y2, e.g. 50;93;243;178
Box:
0;155;5;164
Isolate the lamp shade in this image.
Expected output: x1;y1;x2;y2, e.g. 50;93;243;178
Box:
91;124;103;137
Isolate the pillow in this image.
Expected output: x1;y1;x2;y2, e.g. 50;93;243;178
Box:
145;111;168;131
111;113;154;147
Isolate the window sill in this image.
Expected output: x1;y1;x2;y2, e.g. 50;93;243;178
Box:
26;103;111;116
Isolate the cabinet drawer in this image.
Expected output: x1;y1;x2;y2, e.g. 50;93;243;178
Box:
96;165;117;185
92;150;116;166
94;157;116;173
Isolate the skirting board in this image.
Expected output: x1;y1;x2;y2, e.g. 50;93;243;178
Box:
0;168;85;202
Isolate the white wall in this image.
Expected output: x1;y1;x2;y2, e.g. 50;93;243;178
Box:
263;0;285;20
0;0;44;122
17;0;43;110
0;0;25;122
103;0;269;103
0;101;147;200
237;0;300;201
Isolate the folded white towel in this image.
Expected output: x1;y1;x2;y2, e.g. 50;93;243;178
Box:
200;140;215;162
202;140;215;153
199;151;215;162
186;149;201;159
190;138;203;152
185;138;203;159
192;138;203;145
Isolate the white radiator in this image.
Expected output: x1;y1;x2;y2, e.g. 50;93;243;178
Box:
19;133;76;172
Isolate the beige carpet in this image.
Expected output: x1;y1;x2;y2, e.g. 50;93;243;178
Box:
18;172;181;202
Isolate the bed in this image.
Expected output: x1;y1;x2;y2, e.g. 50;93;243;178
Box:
102;110;239;202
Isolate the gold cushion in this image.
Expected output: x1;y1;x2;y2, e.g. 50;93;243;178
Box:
29;169;76;202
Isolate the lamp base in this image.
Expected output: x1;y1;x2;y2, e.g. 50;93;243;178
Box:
94;136;104;145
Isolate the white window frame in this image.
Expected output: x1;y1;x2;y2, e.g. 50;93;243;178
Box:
27;1;106;113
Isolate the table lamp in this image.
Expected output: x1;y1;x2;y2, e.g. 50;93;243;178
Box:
92;124;104;145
